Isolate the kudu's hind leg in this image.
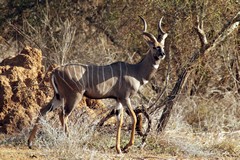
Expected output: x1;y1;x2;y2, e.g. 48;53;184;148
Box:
28;96;63;148
59;110;69;134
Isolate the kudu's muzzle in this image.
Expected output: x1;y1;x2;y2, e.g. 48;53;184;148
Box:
155;47;165;60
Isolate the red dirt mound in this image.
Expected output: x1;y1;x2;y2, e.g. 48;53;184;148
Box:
0;46;105;134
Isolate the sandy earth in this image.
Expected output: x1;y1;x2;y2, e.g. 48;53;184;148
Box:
0;146;49;160
0;145;174;160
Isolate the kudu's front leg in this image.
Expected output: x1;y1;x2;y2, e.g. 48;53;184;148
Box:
122;98;137;152
115;102;123;154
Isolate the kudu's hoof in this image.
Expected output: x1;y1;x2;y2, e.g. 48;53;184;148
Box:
122;147;130;153
28;140;33;149
122;145;131;153
116;148;122;154
112;145;122;154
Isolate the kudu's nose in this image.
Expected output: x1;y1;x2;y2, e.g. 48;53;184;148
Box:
160;51;165;59
160;50;165;57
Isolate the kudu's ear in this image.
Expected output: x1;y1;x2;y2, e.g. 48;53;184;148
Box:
157;17;168;45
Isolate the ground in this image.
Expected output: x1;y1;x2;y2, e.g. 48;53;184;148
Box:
0;144;191;160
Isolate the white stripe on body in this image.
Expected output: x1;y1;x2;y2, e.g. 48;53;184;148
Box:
119;63;122;89
68;65;81;91
102;66;106;94
73;65;82;88
91;65;94;90
86;65;90;88
57;69;74;91
67;66;72;79
97;66;100;86
73;65;77;80
81;65;86;88
110;65;114;90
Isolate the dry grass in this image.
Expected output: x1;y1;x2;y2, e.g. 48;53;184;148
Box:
1;91;239;159
161;90;240;158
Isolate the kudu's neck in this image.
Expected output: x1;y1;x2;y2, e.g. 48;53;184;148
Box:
136;50;160;81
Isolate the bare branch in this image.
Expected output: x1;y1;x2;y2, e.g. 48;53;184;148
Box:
207;12;240;54
195;15;208;48
156;11;240;132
